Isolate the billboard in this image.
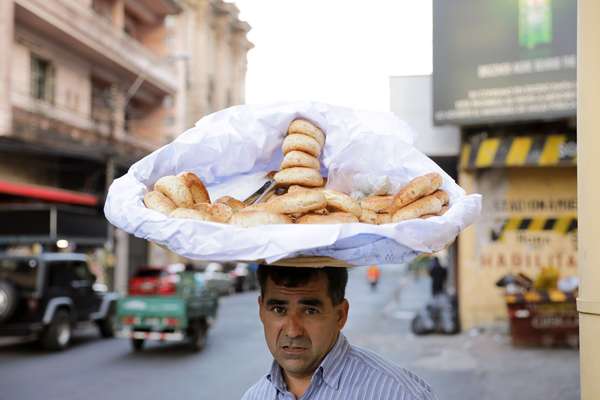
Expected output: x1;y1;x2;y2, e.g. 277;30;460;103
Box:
433;0;576;126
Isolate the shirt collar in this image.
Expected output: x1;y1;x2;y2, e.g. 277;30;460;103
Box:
266;333;350;393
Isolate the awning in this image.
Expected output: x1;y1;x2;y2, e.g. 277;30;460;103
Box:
0;204;108;245
0;180;98;206
460;134;577;170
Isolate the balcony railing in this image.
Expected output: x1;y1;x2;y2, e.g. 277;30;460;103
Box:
15;0;178;95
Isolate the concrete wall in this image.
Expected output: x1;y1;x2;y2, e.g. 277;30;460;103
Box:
389;75;460;157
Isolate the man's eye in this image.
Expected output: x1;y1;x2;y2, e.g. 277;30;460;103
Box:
271;306;286;315
305;307;320;315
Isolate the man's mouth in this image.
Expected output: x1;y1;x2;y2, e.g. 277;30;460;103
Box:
281;345;307;355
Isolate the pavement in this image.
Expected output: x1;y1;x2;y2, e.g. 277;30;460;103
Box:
369;272;580;400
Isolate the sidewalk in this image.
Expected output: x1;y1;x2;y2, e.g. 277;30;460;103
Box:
386;275;580;400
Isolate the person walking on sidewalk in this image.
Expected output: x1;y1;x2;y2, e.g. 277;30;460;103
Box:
242;265;437;400
429;257;447;297
366;264;381;290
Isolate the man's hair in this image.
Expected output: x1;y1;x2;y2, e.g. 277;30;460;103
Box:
257;265;348;305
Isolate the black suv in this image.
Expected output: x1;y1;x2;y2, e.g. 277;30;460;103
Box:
0;253;119;350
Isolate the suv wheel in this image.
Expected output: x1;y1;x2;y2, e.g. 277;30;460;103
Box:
41;309;72;351
97;303;117;338
0;280;17;323
131;338;144;352
188;318;208;352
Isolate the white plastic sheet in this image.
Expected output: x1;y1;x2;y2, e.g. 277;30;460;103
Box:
104;101;481;266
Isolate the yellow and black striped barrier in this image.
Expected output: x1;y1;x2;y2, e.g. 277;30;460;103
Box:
491;216;577;242
461;134;577;170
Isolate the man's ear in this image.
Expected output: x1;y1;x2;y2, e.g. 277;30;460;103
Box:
336;299;349;330
258;295;265;323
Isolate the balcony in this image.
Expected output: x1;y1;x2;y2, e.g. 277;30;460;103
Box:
14;0;178;96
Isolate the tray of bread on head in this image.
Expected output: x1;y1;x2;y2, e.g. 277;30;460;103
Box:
105;101;481;267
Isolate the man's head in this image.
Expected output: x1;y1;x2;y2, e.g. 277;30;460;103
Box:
257;266;349;380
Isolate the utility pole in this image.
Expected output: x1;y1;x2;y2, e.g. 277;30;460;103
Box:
577;1;600;398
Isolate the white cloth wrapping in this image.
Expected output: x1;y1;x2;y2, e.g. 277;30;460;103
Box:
104;101;481;266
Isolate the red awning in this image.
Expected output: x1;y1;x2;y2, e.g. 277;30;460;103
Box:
0;180;98;206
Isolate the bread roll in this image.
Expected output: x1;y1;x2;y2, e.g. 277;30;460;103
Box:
143;191;176;215
178;171;210;204
281;151;320;170
170;207;214;222
215;196;246;212
194;202;233;223
274;167;324;187
265;190;327;214
431;190;449;205
229;211;292;227
297;212;359;224
239;203;270;213
359;208;378;224
389;173;442;214
282;134;321;157
154;175;194;208
360;195;393;213
322;189;362;217
376;213;392;225
391;193;443;223
287;119;326;147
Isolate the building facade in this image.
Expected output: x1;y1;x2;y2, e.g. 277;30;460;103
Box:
433;0;577;329
0;0;252;293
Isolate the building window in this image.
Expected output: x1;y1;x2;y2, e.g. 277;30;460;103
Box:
30;55;55;104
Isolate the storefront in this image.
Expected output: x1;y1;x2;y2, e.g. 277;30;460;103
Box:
433;0;577;329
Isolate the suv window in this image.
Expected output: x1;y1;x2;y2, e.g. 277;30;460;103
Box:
47;261;94;288
0;258;39;291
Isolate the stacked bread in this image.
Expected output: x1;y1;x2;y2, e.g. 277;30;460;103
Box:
142;117;450;227
360;173;449;223
274;119;325;188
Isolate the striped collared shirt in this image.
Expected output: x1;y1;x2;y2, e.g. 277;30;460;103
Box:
241;334;437;400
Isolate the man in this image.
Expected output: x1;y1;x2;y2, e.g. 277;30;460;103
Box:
429;257;447;296
242;265;437;400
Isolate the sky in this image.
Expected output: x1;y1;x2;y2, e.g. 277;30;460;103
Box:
230;0;433;112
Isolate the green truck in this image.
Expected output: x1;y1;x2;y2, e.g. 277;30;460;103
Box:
116;264;219;352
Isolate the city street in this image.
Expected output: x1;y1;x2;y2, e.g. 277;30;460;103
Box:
0;265;579;400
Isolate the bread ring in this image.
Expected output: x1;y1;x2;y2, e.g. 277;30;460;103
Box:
432;190;449;205
360;195;393;213
178;172;210;204
359;208;378;224
274;168;324;187
376;213;392;225
280;151;320;170
322;189;362;217
143;191;176;215
194;202;233;223
288;119;326;147
170;207;214;222
265;190;327;214
229;211;292;227
282;134;321;157
297;212;359;224
391;193;443;223
154;175;194;208
215;196;246;212
389;172;442;214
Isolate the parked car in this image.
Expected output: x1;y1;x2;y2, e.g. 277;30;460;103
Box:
0;253;119;350
203;262;235;296
229;263;258;293
117;263;219;352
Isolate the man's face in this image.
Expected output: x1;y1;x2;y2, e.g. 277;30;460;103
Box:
258;273;349;380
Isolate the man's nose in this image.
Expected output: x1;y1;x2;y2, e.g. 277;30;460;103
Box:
284;313;304;337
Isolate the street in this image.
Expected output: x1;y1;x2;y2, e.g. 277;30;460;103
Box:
0;266;579;400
